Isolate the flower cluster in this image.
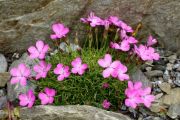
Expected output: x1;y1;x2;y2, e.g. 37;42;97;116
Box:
10;38;88;108
98;54;129;81
9;12;158;110
125;81;155;108
81;12;160;62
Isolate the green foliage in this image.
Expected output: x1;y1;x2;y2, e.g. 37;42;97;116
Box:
35;47;137;111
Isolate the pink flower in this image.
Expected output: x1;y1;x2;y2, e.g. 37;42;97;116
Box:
119;21;133;33
119;40;130;51
125;81;142;108
54;64;70;81
126;37;138;44
102;83;109;89
38;87;56;105
108;16;121;26
113;62;129;81
87;12;103;27
50;23;69;39
140;87;155;108
98;54;112;68
147;35;157;46
10;63;31;86
28;40;49;60
98;54;120;78
134;45;160;61
71;57;88;75
125;81;155;108
33;61;51;80
18;89;35;108
110;41;130;52
102;99;111;109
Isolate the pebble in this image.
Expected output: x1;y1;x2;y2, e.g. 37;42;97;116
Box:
158;82;171;94
0;72;11;87
166;63;173;71
168;54;177;64
0;96;7;109
0;54;8;72
167;104;180;119
145;70;163;78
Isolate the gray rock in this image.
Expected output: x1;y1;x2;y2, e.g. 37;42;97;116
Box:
160;88;180;105
0;54;7;72
166;63;173;71
152;65;165;71
0;0;180;55
0;72;10;87
0;96;7;109
158;82;171;94
7;53;37;101
19;105;131;120
131;69;152;88
167;104;180;119
0;89;5;97
168;54;177;64
145;70;163;78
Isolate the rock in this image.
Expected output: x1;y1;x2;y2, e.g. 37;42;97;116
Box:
0;89;5;97
177;65;180;72
0;72;11;87
0;54;7;72
160;88;180;105
19;105;131;120
152;65;165;71
131;69;152;88
145;70;163;78
0;96;7;109
0;0;180;55
7;53;37;101
145;67;152;72
150;103;168;113
168;54;177;64
167;104;180;119
166;63;173;71
158;82;171;94
0;0;89;54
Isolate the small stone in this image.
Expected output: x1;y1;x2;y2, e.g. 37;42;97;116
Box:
155;93;164;100
12;53;20;59
166;63;173;71
158;82;171;94
177;66;180;72
168;54;177;63
160;88;180;105
145;70;163;78
131;69;152;88
152;65;166;71
150;103;167;113
173;63;180;69
167;104;180;119
145;67;152;72
0;72;11;87
0;96;7;109
0;54;8;72
0;89;6;97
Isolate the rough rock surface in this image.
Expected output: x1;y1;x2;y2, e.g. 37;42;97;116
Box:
0;54;7;72
0;0;180;54
0;105;131;120
0;72;10;87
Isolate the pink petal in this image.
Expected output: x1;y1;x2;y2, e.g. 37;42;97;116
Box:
98;54;112;68
38;93;49;105
42;44;49;53
20;77;27;86
36;40;44;52
10;77;19;84
57;75;65;81
102;68;113;78
118;73;129;81
10;68;20;76
50;34;58;39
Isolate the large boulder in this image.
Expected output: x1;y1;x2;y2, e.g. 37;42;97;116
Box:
0;0;179;54
0;105;131;120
